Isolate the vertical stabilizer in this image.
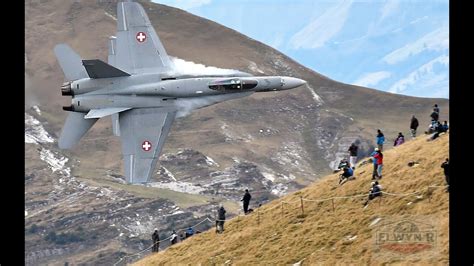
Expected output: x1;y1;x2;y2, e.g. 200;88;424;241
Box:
54;44;89;81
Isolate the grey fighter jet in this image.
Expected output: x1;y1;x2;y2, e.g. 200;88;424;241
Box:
54;1;306;184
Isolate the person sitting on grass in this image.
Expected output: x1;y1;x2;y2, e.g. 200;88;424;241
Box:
334;158;350;173
442;121;449;132
363;181;382;206
428;120;447;141
339;165;354;185
394;132;405;146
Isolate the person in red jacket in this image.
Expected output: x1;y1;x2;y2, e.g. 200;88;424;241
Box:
373;151;384;179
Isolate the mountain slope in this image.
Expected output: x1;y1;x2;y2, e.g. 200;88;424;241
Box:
25;0;449;264
136;133;449;265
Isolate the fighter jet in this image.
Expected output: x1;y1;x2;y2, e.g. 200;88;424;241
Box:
54;1;306;184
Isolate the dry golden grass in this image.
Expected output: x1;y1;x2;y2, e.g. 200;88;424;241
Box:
134;133;449;265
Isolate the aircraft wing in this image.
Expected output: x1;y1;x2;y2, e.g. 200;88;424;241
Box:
110;1;172;74
84;107;131;119
119;108;176;183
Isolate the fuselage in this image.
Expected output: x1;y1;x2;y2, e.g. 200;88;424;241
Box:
62;73;306;113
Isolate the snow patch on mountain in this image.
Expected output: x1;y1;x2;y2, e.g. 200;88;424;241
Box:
271;183;288;196
147;181;205;195
39;148;70;177
25;113;54;144
248;61;265;74
306;85;324;105
271;142;305;166
281;173;296;181
33;106;42;115
205;156;219;167
220;122;253;142
160;166;177;181
262;172;276;182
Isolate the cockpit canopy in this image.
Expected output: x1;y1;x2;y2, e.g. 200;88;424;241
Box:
208;78;258;91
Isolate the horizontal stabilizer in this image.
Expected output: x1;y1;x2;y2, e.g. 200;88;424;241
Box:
58;112;98;149
82;59;130;79
84;107;131;119
54;44;89;81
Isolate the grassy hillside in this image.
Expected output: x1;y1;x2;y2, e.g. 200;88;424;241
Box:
135;133;449;265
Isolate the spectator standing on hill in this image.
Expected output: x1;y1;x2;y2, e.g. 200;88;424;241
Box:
410;115;419;138
430;111;439;122
433;104;440;114
394;132;405;146
152;229;160;252
441;158;449;192
216;205;226;233
241;189;252;214
371;148;380;180
348;142;359;169
373;150;384;179
376;129;385;152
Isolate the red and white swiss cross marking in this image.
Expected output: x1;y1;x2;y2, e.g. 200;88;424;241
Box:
142;140;152;151
136;32;147;43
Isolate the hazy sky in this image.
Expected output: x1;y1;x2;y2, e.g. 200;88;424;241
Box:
153;0;449;99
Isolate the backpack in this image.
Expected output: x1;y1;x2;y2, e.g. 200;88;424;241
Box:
347;168;353;176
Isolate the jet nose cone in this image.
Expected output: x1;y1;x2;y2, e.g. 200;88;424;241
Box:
283;77;307;89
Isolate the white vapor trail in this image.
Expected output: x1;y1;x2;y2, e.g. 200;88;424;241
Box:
168;57;242;76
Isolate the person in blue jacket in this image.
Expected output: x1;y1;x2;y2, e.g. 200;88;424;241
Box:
429;120;448;141
185;227;194;238
442;121;449;132
376;129;385;152
339;165;354;185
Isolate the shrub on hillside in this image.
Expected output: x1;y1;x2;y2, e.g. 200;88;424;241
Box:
44;231;84;245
